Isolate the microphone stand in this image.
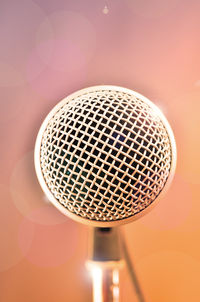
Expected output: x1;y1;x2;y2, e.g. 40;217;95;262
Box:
86;227;124;302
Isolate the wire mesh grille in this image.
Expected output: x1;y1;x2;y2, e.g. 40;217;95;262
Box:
39;88;172;222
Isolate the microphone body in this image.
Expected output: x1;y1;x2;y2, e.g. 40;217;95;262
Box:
34;85;176;302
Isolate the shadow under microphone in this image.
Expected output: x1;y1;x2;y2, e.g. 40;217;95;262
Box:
34;85;176;302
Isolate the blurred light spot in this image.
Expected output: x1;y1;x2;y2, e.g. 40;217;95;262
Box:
43;194;51;204
26;41;87;99
194;80;200;87
113;269;119;284
87;264;103;302
27;206;69;225
25;10;96;99
36;38;86;72
36;11;96;65
19;215;79;267
10;151;67;225
112;269;120;301
153;100;168;116
103;6;109;15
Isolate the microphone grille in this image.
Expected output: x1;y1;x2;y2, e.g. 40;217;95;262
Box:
35;86;176;227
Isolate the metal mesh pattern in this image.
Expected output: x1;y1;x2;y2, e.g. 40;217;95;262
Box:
39;88;172;222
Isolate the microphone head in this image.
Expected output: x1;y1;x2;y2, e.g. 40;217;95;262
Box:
35;86;176;227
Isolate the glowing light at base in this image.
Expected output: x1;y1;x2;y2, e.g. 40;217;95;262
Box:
90;265;103;302
112;269;120;302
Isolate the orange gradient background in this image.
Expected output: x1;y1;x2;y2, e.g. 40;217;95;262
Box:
1;0;200;301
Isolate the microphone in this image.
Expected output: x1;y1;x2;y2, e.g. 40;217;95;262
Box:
34;85;176;227
34;85;176;302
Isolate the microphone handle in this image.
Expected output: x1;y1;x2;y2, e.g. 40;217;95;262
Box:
101;267;120;302
86;227;124;302
87;263;121;302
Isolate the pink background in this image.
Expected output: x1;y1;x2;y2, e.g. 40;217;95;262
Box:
1;0;200;301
